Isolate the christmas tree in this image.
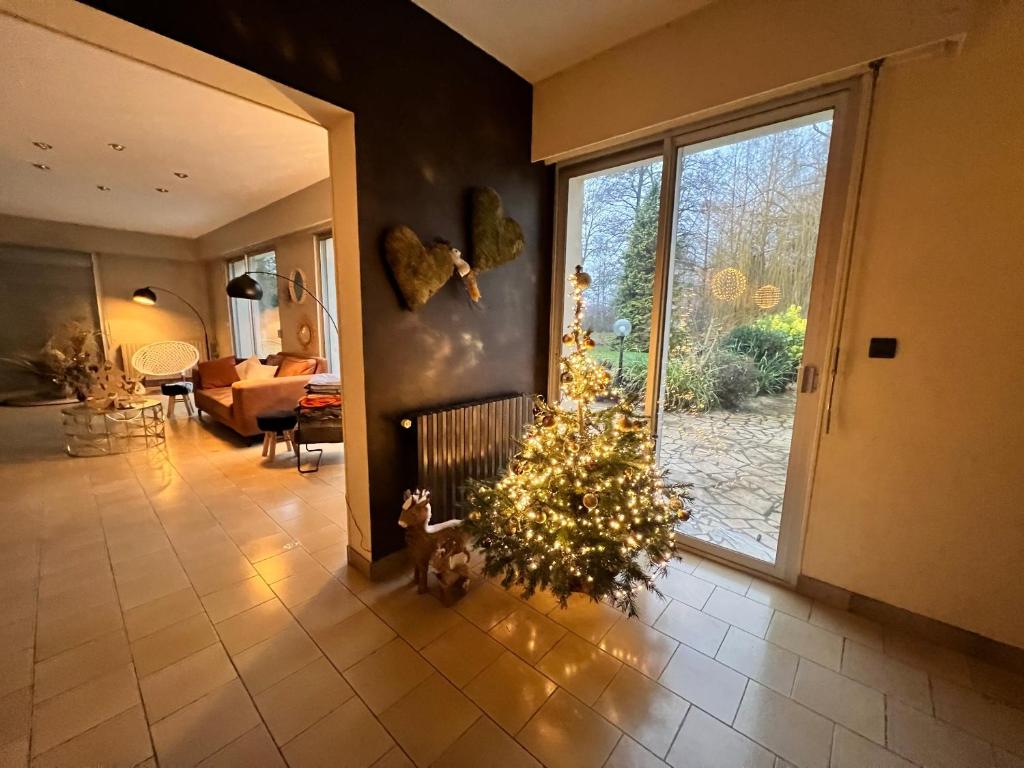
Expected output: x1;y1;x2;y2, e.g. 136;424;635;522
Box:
464;265;689;615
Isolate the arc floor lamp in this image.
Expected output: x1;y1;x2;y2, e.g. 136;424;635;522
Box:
132;286;211;360
225;272;339;334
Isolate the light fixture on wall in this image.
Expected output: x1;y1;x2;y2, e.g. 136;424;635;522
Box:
132;286;211;360
32;141;53;150
226;272;339;335
32;162;50;171
155;187;169;193
173;172;189;179
108;143;126;151
97;185;111;192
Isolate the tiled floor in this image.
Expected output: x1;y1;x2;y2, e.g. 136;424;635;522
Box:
2;404;1024;767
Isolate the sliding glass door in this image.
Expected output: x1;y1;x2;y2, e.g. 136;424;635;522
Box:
228;251;281;358
317;234;340;373
554;85;862;579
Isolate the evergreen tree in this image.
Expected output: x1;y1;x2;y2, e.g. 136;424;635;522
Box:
615;185;660;350
464;266;689;615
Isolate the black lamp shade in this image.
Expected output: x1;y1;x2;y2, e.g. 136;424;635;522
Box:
132;286;157;305
226;274;264;300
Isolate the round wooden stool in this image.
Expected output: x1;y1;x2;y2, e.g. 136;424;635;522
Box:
256;410;297;460
160;381;195;418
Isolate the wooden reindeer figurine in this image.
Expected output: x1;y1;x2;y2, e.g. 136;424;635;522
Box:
398;489;470;602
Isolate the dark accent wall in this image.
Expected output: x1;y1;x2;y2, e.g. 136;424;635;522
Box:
83;0;553;559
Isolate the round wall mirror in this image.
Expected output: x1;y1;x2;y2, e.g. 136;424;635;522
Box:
297;321;313;349
289;268;308;303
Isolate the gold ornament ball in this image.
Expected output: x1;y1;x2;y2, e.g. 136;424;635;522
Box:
560;371;573;383
562;332;574;344
753;284;782;310
576;271;592;289
669;497;682;510
541;413;555;427
584;336;596;349
711;267;748;301
582;493;598;509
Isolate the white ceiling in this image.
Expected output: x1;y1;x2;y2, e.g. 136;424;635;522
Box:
0;13;329;239
412;0;713;82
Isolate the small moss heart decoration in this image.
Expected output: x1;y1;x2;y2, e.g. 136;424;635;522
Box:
471;187;524;273
384;225;455;310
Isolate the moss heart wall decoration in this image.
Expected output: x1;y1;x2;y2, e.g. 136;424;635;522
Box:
471;187;525;273
384;225;457;311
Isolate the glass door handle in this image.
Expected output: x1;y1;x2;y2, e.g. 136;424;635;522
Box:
800;365;819;394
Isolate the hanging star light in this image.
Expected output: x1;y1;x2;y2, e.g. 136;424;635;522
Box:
463;265;690;616
753;284;782;310
711;267;748;301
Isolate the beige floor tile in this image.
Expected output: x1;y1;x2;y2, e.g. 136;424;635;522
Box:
254;547;320;584
33;629;131;703
595;666;688;757
792;659;884;743
380;673;480;766
240;532;298;564
600;618;678;679
657;568;714;609
35;576;118;625
282;696;394;768
517;689;621;768
884;631;973;686
969;659;1024;710
186;556;259;597
669;550;704;574
654;601;729;657
296;523;346;554
216;598;294;655
666;706;773;768
0;649;32;700
703;588;774;637
464;651;557;734
606;735;668;767
515;585;562;614
692;560;752;594
269;566;336;608
30;704;152;768
629;588;671;627
201;576;274;623
150;679;261;767
433;716;540;768
197;725;286;767
808;603;884;650
745;579;812;621
233;623;323;694
887;698;995;768
537;633;622;705
317;607;397;671
659;643;747;724
765;612;842;670
489;607;567;664
372;747;415;767
996;748;1024;768
454;582;522;631
0;618;35;656
30;664;140;756
373;588;464;650
0;687;31;749
140;643;237;722
715;626;798;696
932;676;1024;756
734;681;833;768
422;619;506;687
0;737;27;767
116;566;191;611
548;594;622;644
256;657;354;746
132;612;218;676
292;585;364;636
841;640;932;712
124;587;203;642
34;600;123;661
345;637;433;714
831;726;916;768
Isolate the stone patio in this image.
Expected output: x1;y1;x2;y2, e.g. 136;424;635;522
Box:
659;391;796;562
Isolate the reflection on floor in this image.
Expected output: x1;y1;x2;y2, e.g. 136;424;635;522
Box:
2;404;1023;767
661;392;795;562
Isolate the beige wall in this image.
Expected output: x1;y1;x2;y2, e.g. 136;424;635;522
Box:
535;0;1024;648
197;179;331;360
0;214;213;363
532;0;970;162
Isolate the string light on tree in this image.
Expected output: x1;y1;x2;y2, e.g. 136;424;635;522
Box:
464;265;690;615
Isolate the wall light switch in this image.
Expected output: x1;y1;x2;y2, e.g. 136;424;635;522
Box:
868;337;897;358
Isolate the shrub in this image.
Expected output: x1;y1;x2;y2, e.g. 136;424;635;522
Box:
753;352;793;395
753;305;806;369
723;306;807;393
616;348;756;413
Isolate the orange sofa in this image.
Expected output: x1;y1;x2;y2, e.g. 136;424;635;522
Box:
194;353;327;438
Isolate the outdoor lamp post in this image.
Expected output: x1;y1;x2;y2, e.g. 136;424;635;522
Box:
612;317;632;386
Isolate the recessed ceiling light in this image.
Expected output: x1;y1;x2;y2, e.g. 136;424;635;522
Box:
97;185;111;191
108;143;126;151
173;171;189;179
33;141;53;151
32;162;50;171
156;187;169;193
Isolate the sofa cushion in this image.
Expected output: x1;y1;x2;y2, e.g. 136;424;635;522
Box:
235;356;278;381
194;386;233;421
198;356;241;389
277;357;318;377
